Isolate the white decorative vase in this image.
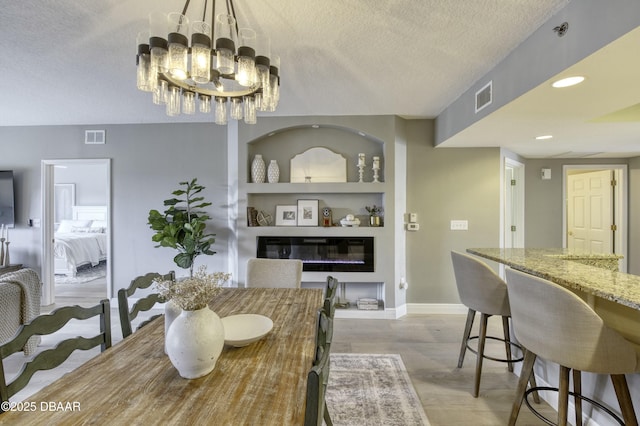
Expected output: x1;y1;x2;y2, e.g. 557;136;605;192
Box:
267;160;280;183
166;306;225;379
251;154;266;183
164;300;182;354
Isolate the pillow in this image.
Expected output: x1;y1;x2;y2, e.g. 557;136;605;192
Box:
91;220;107;229
57;220;92;233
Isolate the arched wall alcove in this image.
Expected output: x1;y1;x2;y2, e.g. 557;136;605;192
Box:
233;116;407;318
246;125;386;184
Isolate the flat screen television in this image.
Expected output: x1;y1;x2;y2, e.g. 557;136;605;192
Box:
0;170;15;227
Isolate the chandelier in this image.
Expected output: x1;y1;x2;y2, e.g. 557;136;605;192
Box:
135;0;280;125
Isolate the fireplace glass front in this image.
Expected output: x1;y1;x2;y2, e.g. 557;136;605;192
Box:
256;236;374;272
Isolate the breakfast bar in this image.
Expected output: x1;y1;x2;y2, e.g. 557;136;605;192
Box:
467;248;640;424
467;248;640;342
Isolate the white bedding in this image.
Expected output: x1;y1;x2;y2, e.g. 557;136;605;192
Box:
54;232;107;276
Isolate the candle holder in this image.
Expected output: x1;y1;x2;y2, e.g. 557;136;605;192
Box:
357;153;366;183
372;156;380;183
2;241;9;267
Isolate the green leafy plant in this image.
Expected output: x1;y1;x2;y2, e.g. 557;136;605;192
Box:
148;178;216;277
365;205;382;216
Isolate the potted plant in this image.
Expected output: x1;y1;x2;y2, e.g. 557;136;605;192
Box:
365;205;383;227
147;178;217;277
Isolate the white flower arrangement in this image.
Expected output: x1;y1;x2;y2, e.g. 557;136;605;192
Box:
155;265;231;311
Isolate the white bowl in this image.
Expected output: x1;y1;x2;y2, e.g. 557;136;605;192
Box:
222;314;274;347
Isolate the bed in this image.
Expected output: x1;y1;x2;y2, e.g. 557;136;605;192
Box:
54;206;108;277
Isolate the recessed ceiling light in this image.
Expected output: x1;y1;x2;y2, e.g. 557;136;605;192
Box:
536;135;553;140
358;131;366;137
311;124;320;129
551;76;585;88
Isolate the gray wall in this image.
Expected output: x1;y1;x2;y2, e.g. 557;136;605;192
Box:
406;119;501;303
0;123;230;293
2;119;639;306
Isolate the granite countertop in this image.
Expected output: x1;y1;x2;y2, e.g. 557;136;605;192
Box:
466;248;640;311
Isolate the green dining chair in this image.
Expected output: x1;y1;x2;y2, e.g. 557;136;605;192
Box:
118;271;175;338
0;300;111;408
306;309;333;426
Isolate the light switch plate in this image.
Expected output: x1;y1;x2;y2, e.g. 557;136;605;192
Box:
450;220;468;230
408;213;418;223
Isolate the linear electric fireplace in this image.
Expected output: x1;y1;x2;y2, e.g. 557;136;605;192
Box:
256;236;374;272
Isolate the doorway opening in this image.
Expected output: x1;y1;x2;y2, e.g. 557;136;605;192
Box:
563;165;627;272
41;159;111;306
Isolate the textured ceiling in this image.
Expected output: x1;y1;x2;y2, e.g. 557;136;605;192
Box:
0;0;566;127
5;1;638;158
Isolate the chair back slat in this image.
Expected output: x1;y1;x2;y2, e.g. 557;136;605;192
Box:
0;299;111;406
118;271;174;338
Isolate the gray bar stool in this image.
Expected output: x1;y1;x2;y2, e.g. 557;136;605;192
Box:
505;268;640;426
451;251;534;398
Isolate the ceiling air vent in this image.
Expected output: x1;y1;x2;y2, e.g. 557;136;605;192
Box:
475;81;492;113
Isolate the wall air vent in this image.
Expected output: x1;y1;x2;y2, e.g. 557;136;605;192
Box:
85;130;105;145
475;81;492;113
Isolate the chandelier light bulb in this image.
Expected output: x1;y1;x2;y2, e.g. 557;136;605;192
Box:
237;28;257;87
183;91;195;114
136;31;153;92
166;86;181;116
167;13;189;80
199;94;211;113
148;12;169;75
215;14;237;75
244;96;256;124
230;97;243;120
153;79;169;105
190;21;211;84
215;97;228;125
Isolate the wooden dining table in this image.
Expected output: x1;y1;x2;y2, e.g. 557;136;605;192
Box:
0;287;323;426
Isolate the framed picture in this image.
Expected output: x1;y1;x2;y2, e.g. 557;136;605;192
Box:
297;199;319;226
275;205;298;226
54;183;75;225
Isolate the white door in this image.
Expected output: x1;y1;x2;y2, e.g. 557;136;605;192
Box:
504;159;524;248
567;170;613;253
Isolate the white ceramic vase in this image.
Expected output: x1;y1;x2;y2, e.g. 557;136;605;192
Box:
251;154;266;183
164;299;182;354
267;160;280;183
166;306;225;379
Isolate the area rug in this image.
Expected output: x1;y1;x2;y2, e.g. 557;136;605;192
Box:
55;262;106;284
326;353;431;426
